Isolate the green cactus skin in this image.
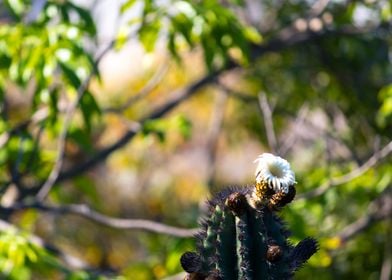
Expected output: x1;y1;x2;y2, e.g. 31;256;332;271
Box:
180;186;318;280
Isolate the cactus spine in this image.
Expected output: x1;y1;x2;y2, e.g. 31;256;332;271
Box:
181;154;318;279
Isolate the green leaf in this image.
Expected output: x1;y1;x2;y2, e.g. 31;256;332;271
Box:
58;62;81;89
243;26;262;44
142;119;167;142
230;25;250;61
66;270;90;280
67;3;97;36
228;0;244;5
377;84;392;127
68;127;93;153
172;115;192;140
85;53;101;83
201;35;215;71
167;29;180;63
59;4;70;23
79;91;101;132
73;176;100;206
171;13;194;47
4;0;25;19
139;18;161;52
0;55;11;69
115;27;130;51
120;0;138;14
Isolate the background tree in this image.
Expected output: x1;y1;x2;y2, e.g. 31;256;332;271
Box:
0;0;391;279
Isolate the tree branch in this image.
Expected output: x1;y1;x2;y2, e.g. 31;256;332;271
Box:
35;76;92;201
24;24;385;196
279;104;309;156
103;62;169;114
337;186;392;243
2;202;199;238
309;0;331;17
257;92;278;154
297;140;392;200
56;65;229;184
35;41;119;201
206;90;227;190
216;82;257;103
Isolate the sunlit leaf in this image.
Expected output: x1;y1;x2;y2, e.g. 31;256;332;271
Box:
4;0;25;18
139;18;161;52
58;62;81;89
67;3;97;36
120;0;138;14
79;91;101;132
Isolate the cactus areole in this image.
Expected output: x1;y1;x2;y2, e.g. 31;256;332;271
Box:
181;153;318;280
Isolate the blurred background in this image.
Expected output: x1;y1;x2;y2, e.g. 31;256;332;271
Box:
0;0;391;279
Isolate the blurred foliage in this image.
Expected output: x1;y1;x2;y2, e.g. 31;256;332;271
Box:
0;0;391;279
120;0;260;70
0;229;45;279
0;227;109;280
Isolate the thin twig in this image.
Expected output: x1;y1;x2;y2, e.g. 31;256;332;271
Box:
25;125;45;171
257;92;278;154
35;79;90;201
3;202;199;238
297;140;392;200
10;134;26;190
104;62;169;113
309;0;331;17
206;90;228;190
338;215;373;244
279;104;309;156
285;112;361;163
216;82;257;103
35;41;117;201
337;186;392;243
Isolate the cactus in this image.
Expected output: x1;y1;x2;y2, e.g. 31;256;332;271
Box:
180;154;318;279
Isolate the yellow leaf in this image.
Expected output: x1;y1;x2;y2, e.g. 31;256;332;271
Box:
324;236;342;250
308;249;332;267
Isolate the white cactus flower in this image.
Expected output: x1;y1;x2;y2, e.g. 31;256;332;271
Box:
254;153;296;193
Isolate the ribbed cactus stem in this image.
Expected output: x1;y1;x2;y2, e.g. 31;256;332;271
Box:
235;212;252;279
247;210;268;279
181;186;318;279
201;206;222;272
216;210;236;280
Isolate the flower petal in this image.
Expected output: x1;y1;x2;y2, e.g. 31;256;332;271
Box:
254;153;296;193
